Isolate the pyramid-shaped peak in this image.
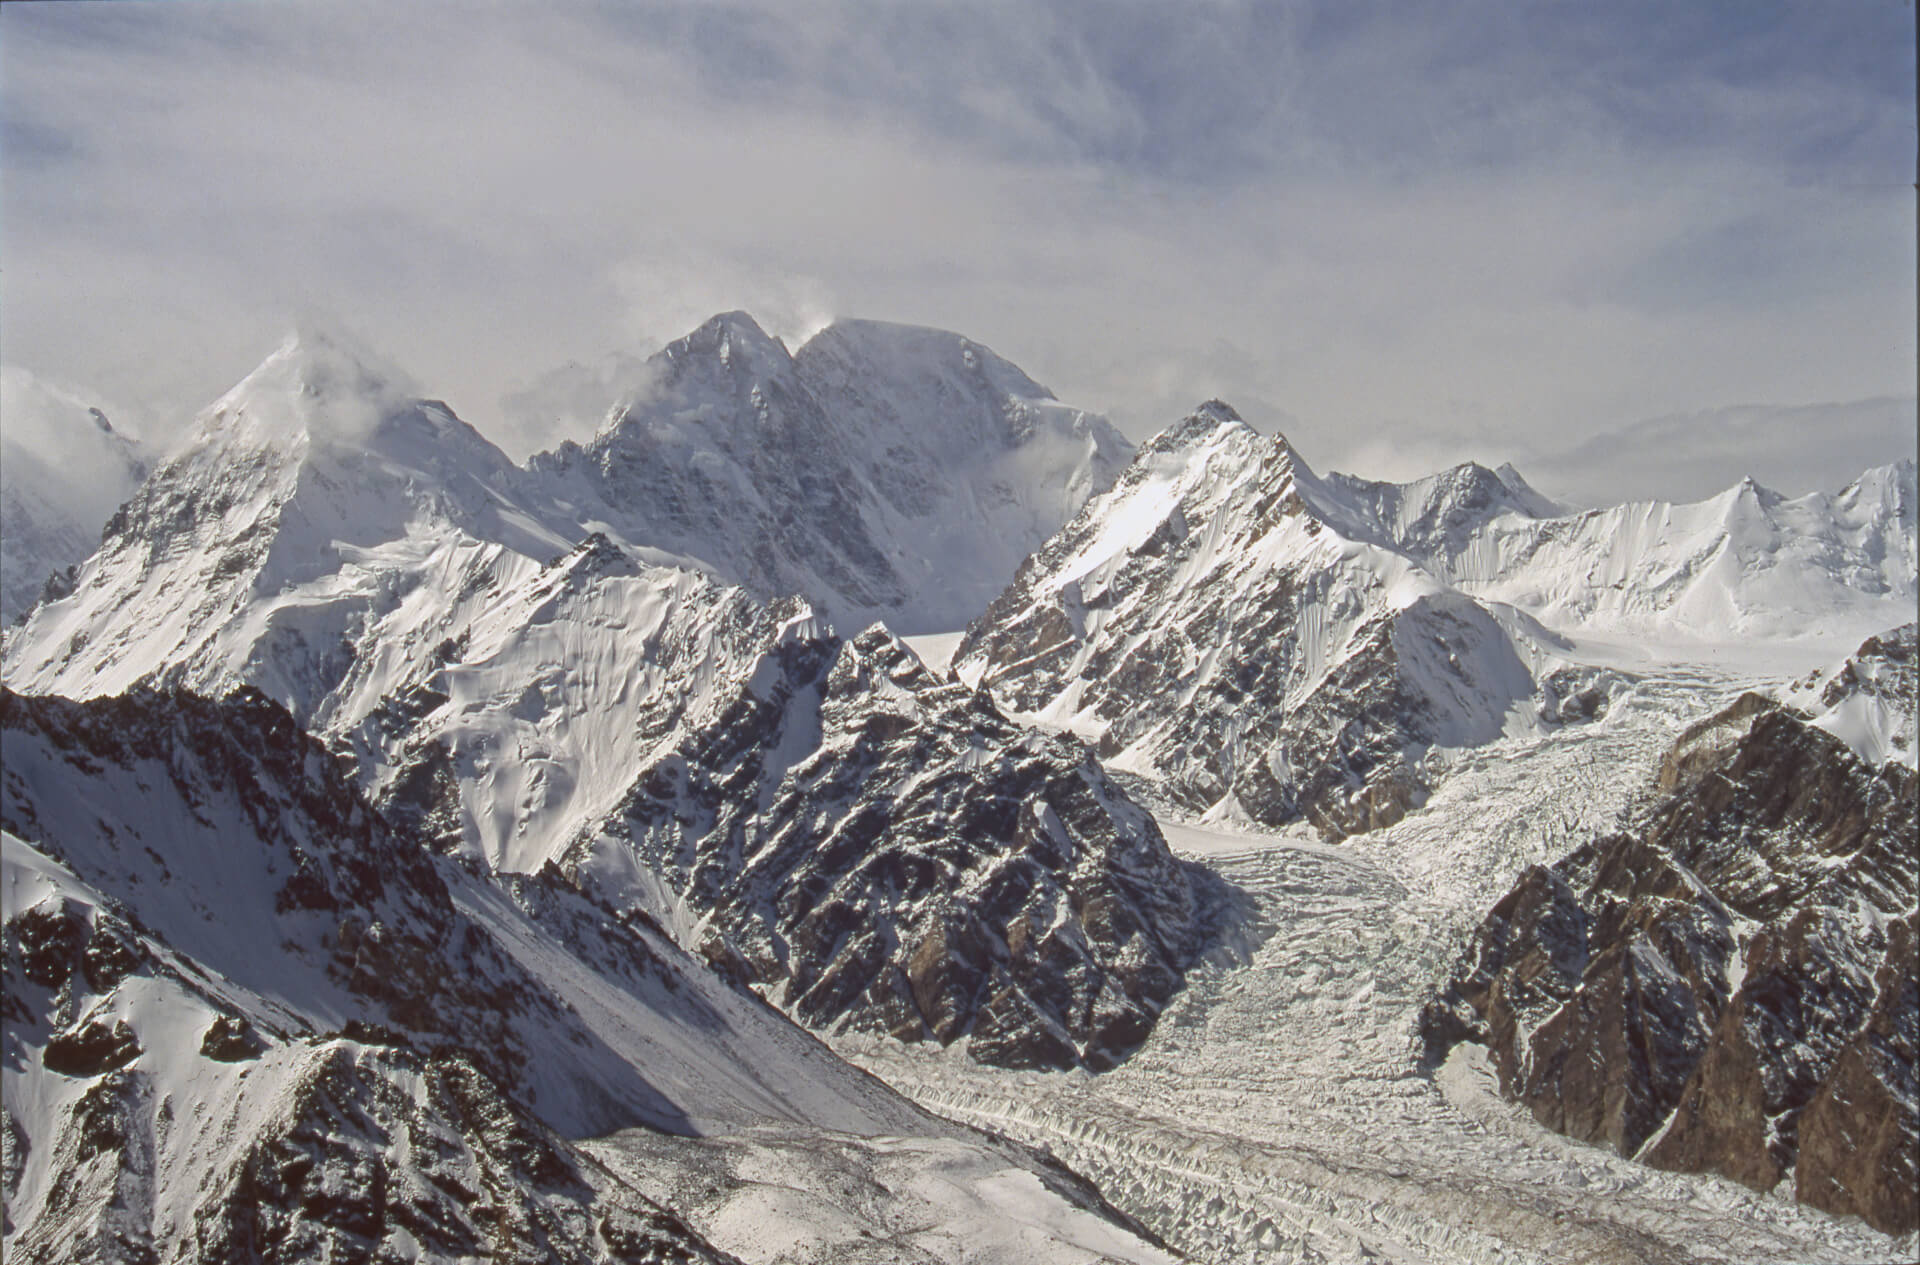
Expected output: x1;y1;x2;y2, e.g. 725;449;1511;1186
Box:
1490;462;1562;516
274;324;414;394
1195;399;1244;425
1411;460;1559;522
198;326;431;456
1149;399;1260;453
665;311;793;371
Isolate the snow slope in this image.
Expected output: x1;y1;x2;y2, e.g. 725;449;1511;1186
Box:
957;401;1913;836
1;330;576;713
841;663;1913;1265
1785;622;1917;768
2;329;1204;1073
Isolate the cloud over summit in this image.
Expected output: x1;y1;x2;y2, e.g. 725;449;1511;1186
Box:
2;1;1911;496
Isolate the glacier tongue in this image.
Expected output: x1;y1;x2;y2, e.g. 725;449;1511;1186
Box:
839;662;1914;1265
5;311;1918;1262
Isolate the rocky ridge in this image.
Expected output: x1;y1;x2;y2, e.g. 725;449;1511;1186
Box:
3;325;1199;1072
568;624;1206;1070
1788;621;1917;768
1;684;1179;1263
954;402;1559;837
1422;691;1918;1233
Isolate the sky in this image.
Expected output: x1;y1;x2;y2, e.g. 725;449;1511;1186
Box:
2;0;1914;505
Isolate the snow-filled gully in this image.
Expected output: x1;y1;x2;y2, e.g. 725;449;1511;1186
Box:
839;667;1910;1265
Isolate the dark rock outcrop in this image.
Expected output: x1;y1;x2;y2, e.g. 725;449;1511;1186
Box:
1424;693;1918;1233
0;684;913;1262
185;1044;742;1265
577;625;1206;1071
42;1021;142;1078
198;1017;265;1063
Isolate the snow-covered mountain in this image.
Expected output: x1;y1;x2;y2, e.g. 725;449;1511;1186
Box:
4;328;1201;1071
323;532;1206;1070
7;310;1918;1261
1;330;576;711
1380;460;1916;643
1324;458;1566;555
953;402;1562;837
0;685;1180;1263
0;368;149;626
558;624;1204;1070
954;400;1915;836
1423;691;1918;1234
5;313;1128;695
529;312;1131;634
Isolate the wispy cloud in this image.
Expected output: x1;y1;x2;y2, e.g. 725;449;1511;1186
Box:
2;1;1911;495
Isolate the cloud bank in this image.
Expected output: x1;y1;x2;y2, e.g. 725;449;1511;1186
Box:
2;1;1912;499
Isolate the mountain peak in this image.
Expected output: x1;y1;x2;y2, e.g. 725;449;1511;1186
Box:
1152;399;1256;452
796;319;1055;404
196;327;429;458
665;310;793;377
277;324;411;396
1194;398;1244;425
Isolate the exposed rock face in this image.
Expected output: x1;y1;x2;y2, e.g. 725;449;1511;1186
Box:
2;681;1181;1265
5;1039;743;1265
1789;621;1918;768
198;1017;265;1063
955;403;1546;837
0;685;935;1141
0;684;928;1263
41;1020;142;1078
309;529;1205;1070
185;1044;742;1265
0;877;740;1264
570;625;1205;1071
0;685;541;1095
1;321;1199;1071
1424;693;1918;1233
